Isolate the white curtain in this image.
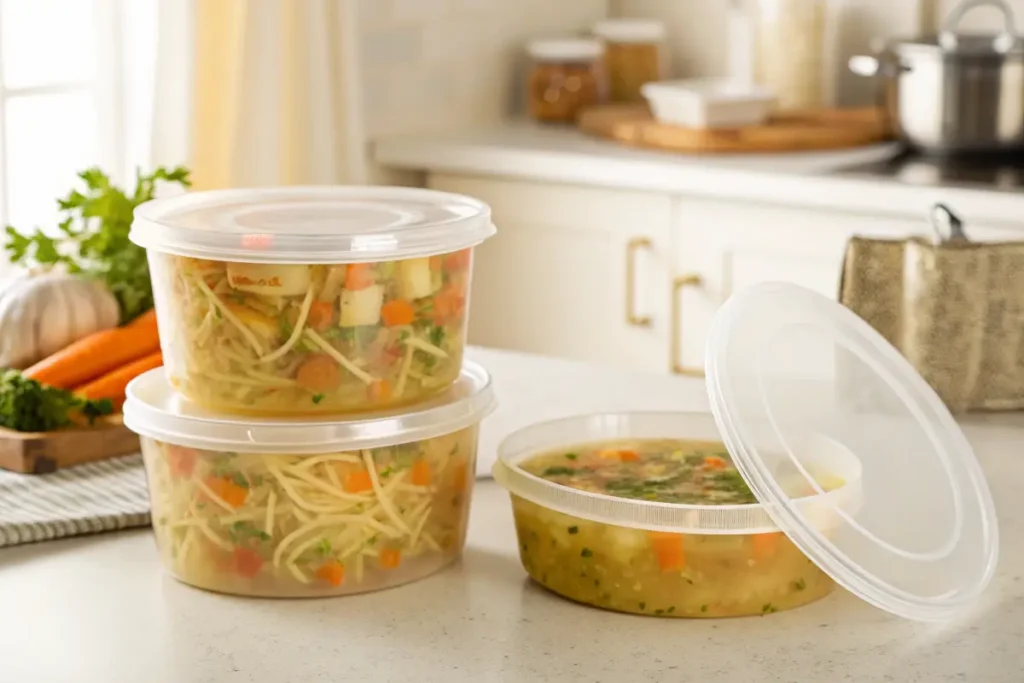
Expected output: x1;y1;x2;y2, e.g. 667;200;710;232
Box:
144;0;366;190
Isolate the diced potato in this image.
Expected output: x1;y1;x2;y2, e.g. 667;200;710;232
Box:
227;263;311;296
339;285;384;327
226;304;280;341
398;258;439;300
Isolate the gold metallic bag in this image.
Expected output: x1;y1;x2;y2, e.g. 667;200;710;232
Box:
839;205;1024;413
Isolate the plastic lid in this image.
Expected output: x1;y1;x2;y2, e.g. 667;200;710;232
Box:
592;18;666;43
527;38;604;62
123;361;496;454
130;186;496;264
705;283;999;621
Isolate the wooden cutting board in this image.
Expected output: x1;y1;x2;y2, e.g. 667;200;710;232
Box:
0;416;140;474
577;104;891;154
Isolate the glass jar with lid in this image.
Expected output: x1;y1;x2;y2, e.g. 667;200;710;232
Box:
526;38;605;123
754;0;829;110
592;18;668;103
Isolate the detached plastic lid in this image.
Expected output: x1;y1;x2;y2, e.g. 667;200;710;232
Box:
592;18;666;43
706;283;999;621
130;186;496;263
528;37;604;62
123;361;496;454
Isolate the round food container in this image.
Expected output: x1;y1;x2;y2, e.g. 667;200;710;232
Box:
130;187;496;416
495;283;999;622
526;38;606;123
123;361;496;598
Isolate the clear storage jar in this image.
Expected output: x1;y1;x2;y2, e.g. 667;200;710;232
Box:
123;362;496;597
592;18;668;103
754;0;828;110
130;187;496;417
526;38;605;123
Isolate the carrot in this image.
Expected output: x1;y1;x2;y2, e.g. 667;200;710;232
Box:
166;445;197;478
315;560;345;587
307;300;335;331
368;379;391;403
752;532;782;561
74;350;163;409
344;470;373;493
432;285;465;325
429;256;443;272
296;354;341;393
344;263;375;290
451;461;469;493
24;308;160;388
233;548;263;578
703;456;727;471
380;299;415;326
205;475;249;508
618;450;640;462
443;248;472;271
379;548;402;569
649;532;686;572
410;459;432;486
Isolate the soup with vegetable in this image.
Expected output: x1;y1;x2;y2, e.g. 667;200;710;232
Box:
513;438;837;617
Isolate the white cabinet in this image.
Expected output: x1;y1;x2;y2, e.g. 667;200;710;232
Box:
428;174;675;372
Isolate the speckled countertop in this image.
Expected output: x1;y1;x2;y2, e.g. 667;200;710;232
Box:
1;348;1022;683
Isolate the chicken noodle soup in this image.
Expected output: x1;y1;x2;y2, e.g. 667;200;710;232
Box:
149;249;471;415
512;438;840;617
143;428;477;597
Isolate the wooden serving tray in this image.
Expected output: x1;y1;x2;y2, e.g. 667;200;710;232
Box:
577;104;891;154
0;416;140;474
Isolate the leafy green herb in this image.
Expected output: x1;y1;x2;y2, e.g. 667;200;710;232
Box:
655;609;664;615
231;472;249;489
321;327;342;340
428;323;445;348
762;603;777;614
667;606;676;614
567;526;579;535
639;602;647;611
700;604;708;613
312;393;325;404
278;317;294;340
5;166;191;323
580;548;593;558
541;466;576;477
564;452;578;460
317;539;332;557
0;370;112;432
228;521;271;544
792;578;806;591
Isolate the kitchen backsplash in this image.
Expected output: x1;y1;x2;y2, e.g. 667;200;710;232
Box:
357;0;608;138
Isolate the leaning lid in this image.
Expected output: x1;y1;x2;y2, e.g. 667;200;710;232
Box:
130;186;496;263
705;283;999;621
592;18;666;43
123;361;496;453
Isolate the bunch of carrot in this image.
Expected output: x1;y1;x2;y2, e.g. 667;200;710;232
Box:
23;309;163;410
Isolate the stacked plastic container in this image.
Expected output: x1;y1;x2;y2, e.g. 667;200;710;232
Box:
122;187;497;597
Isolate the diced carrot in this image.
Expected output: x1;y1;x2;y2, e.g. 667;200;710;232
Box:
296;354;342;393
703;456;727;471
344;470;373;493
308;300;335;332
443;248;472;271
205;475;249;508
429;256;443;272
166;445;197;478
599;449;637;462
432;285;465;325
233;547;263;578
315;560;345;587
380;299;415;326
648;532;686;572
618;450;640;462
368;379;391;403
344;263;375;290
752;532;782;561
451;460;468;493
379;548;402;569
410;459;432;486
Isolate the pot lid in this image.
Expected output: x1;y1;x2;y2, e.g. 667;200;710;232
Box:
705;283;999;621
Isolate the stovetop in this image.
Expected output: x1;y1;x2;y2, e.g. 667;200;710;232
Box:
834;150;1024;193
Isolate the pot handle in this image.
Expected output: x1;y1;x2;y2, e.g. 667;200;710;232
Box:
940;0;1019;52
848;55;911;77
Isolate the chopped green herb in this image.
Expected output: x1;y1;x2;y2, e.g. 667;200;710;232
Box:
317;539;332;556
762;603;777;614
655;609;665;615
667;606;676;614
541;466;576;477
312;393;325;404
321;327;342;340
567;526;579;534
428;324;445;348
228;521;271;543
564;452;578;460
580;548;593;558
231;472;249;489
700;604;708;613
792;578;806;591
639;602;647;611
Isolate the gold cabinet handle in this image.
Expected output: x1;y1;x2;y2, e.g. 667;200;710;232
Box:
625;237;653;327
671;274;704;376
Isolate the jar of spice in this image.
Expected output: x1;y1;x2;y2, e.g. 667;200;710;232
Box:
592;19;667;103
526;38;605;124
754;0;828;110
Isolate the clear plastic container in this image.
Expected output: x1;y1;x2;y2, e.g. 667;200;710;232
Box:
130;187;496;416
754;0;828;110
592;18;668;103
494;412;862;617
123;361;496;598
526;38;605;123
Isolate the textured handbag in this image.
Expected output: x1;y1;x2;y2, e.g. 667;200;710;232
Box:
838;205;1024;413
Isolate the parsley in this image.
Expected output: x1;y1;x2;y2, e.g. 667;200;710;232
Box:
428;323;445;348
228;521;271;543
312;393;325;404
655;609;664;615
231;472;249;489
762;603;777;614
667;606;676;614
0;370;112;432
700;604;708;613
567;526;579;534
580;548;593;558
564;452;578;460
639;602;646;611
541;466;576;477
317;539;332;556
4;166;191;323
792;578;806;591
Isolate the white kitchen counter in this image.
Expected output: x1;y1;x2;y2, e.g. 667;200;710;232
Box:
375;124;1024;228
2;347;1024;683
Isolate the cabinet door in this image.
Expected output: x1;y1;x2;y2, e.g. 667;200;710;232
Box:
671;198;923;375
428;174;674;372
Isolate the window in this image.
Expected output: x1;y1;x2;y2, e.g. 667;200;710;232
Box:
0;0;156;233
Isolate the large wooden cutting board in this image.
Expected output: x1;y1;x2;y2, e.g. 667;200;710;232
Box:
578;104;891;154
0;416;140;474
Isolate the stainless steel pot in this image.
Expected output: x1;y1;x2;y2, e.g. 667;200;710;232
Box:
850;0;1024;155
